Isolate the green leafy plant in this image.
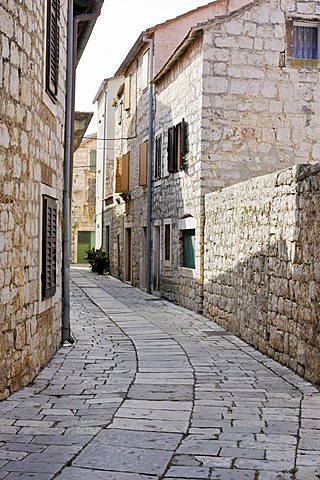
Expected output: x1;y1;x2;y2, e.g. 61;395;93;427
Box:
85;247;109;274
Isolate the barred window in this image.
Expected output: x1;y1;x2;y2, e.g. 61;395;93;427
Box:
155;134;162;180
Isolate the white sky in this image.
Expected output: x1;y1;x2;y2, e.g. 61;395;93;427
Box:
75;0;210;134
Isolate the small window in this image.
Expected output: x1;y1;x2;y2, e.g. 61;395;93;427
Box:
293;23;319;59
167;119;187;173
124;76;131;110
164;223;171;263
155;134;162;180
42;195;57;300
182;229;195;269
139;141;148;186
89;149;96;171
142;49;150;91
46;0;60;100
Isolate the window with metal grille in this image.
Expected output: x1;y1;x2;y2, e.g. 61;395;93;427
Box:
167;119;187;173
42;195;57;300
46;0;60;100
155;134;162;180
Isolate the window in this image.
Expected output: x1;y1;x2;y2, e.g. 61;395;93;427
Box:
155;134;162;180
168;119;187;173
164;223;171;263
139;141;148;186
46;0;60;100
293;23;319;59
89;149;96;171
42;195;57;300
142;49;150;90
115;153;130;193
124;76;131;110
182;229;195;269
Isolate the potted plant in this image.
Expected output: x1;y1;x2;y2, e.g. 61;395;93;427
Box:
85;247;98;272
95;247;109;275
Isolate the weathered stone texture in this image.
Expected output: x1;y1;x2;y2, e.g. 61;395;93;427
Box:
204;164;320;386
0;1;67;399
71;135;96;263
201;0;320;192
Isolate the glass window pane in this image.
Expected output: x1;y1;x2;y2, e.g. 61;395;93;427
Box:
293;25;318;59
183;229;195;269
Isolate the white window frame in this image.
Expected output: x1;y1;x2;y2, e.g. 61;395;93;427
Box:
142;49;150;91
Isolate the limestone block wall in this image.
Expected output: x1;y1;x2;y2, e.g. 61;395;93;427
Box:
204;164;320;386
153;36;204;310
71;136;96;263
201;0;320;192
0;1;67;399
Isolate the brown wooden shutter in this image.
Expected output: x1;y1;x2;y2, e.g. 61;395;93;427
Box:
115;156;123;193
42;195;57;300
122;152;130;191
46;0;60;99
164;224;171;261
167;127;175;173
181;118;187;169
124;76;131;110
176;123;182;171
155;135;162;179
139;142;148;186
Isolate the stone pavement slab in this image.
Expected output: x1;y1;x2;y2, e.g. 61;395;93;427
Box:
0;267;320;480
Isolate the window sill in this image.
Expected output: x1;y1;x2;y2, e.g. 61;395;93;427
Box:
179;266;196;278
286;57;320;69
153;179;161;187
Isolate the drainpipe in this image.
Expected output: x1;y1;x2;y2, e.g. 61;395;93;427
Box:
62;2;103;344
143;35;154;294
62;0;75;344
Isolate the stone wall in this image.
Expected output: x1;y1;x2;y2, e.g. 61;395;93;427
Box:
204;164;320;386
71;135;96;263
201;0;320;192
0;1;67;399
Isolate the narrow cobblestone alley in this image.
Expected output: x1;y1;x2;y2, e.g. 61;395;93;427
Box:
0;267;320;480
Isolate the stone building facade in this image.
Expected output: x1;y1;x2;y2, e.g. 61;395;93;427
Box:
100;0;248;290
152;0;320;310
0;0;68;399
0;0;103;399
204;164;320;386
71;134;96;263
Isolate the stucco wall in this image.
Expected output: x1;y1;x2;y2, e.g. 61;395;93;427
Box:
0;1;67;398
204;164;320;386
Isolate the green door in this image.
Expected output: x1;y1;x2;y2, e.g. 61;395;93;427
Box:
77;231;95;263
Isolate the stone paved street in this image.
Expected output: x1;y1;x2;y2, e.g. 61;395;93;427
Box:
0;266;320;480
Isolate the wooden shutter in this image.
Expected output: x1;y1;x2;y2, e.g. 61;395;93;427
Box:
122;152;130;191
164;224;171;261
181;118;187;169
124;76;131;110
139;142;148;186
42;195;57;300
167;127;175;173
155;135;162;179
46;0;60;99
115;156;123;193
